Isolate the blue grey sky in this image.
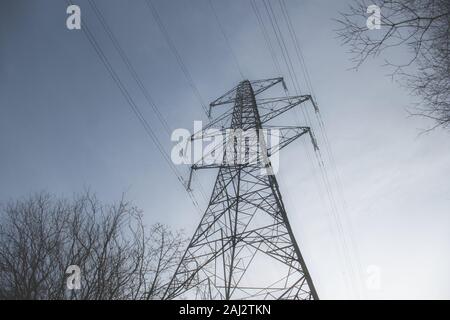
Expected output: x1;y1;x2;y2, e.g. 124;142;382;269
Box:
0;0;449;299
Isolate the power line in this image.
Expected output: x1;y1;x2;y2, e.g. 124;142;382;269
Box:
276;0;364;298
278;0;315;98
262;0;301;96
273;0;357;296
250;0;282;76
144;0;210;118
87;0;171;136
252;0;360;297
251;0;332;255
139;0;217;207
65;0;204;215
208;0;245;80
87;0;210;210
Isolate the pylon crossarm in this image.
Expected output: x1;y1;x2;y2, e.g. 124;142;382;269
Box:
256;95;310;104
210;85;240;107
258;95;312;124
249;77;284;95
191;164;253;170
264;126;313;157
188;126;315;175
190;109;234;141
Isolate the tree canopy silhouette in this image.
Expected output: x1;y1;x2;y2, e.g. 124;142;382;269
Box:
0;192;185;300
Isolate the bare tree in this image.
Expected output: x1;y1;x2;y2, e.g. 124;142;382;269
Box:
0;192;186;300
336;0;450;130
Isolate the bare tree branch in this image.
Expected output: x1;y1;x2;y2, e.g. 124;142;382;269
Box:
336;0;450;131
0;192;186;300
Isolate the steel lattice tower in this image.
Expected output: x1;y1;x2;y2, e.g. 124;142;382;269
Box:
165;78;319;300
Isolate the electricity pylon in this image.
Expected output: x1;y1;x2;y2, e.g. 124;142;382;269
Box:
165;78;319;300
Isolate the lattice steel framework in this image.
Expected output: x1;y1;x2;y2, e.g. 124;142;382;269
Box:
165;78;319;300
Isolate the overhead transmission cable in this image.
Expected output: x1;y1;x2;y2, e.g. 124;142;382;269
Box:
253;0;359;297
286;0;364;297
269;0;358;297
250;0;282;76
87;0;171;136
66;0;203;214
87;0;210;207
142;0;213;204
278;0;364;295
251;0;351;295
144;0;210;119
280;0;355;240
208;0;245;80
276;0;364;297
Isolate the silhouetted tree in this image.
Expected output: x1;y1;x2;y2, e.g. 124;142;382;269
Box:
0;192;185;300
337;0;450;131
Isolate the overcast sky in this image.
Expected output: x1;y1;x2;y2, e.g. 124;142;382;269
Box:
0;0;449;299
